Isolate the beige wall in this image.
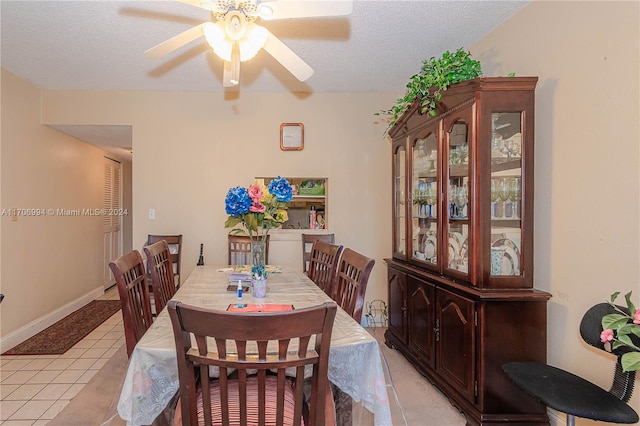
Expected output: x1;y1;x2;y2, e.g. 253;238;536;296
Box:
471;0;640;421
0;69;128;343
40;89;397;318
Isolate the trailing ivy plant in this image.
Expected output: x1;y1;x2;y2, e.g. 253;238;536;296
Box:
378;48;483;133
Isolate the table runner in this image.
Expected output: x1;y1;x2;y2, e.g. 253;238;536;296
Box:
117;266;391;425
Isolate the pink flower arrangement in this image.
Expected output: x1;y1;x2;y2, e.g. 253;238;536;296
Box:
600;328;615;342
600;291;640;372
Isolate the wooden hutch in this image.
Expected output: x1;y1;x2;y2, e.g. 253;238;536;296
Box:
385;77;551;425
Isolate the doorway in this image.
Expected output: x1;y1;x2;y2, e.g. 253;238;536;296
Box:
103;156;122;288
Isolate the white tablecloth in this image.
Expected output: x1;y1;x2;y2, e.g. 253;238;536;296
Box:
117;266;392;425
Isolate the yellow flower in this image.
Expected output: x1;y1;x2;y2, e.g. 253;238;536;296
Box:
260;185;273;203
276;209;288;223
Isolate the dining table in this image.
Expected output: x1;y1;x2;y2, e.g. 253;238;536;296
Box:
117;265;393;425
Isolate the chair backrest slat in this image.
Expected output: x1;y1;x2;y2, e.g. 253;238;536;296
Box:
302;234;335;274
109;250;153;358
147;234;182;286
332;248;375;324
169;301;337;426
228;234;271;265
144;240;178;315
307;240;343;298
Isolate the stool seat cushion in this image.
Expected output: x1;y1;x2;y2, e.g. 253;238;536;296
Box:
503;362;639;424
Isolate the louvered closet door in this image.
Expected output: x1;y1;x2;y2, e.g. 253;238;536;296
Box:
103;157;122;288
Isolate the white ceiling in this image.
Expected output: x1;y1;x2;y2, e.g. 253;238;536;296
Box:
1;0;530;156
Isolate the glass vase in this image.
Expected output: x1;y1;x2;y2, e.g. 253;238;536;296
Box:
250;240;267;280
253;278;267;298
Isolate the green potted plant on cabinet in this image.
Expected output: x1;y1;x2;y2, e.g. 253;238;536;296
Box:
378;48;483;133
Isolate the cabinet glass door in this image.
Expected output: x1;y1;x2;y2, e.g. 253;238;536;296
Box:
489;112;523;277
445;120;470;275
393;142;407;259
411;131;438;267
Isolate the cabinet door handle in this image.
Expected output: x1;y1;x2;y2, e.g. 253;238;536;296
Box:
434;318;440;342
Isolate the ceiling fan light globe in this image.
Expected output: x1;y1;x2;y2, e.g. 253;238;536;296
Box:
239;24;268;61
204;22;232;61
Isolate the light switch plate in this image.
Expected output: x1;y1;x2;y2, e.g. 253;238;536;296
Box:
149;208;155;220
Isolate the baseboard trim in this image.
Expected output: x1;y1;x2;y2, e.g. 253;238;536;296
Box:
0;286;105;353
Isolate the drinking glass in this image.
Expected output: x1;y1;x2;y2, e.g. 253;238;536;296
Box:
455;185;468;218
425;185;435;218
505;139;520;160
499;179;512;218
490;179;500;218
448;185;458;218
510;178;522;219
491;132;504;158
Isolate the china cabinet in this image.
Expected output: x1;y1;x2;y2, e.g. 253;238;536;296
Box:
385;77;551;425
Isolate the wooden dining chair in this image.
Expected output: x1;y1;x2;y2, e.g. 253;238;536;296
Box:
147;234;182;286
302;233;335;274
228;234;270;265
168;300;338;426
143;240;177;316
109;250;153;358
332;248;375;324
307;240;343;298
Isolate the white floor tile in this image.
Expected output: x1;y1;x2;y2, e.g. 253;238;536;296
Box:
1;370;17;383
82;347;108;358
0;290;124;425
2;359;34;371
0;400;27;420
57;348;87;359
42;358;75;370
3;385;46;401
90;358;109;370
22;360;53;371
32;384;72;401
70;339;95;349
67;358;97;370
7;400;54;420
60;383;83;400
2;371;38;385
90;339;118;349
84;330;107;340
49;369;84;384
77;369;99;384
1;419;37;425
39;399;69;420
0;383;20;398
25;370;62;384
107;332;125;341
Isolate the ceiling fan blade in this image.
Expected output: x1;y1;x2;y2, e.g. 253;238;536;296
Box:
257;1;353;20
179;0;228;13
262;29;314;81
145;22;214;59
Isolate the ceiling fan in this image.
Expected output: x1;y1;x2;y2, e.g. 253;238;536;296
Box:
145;0;353;87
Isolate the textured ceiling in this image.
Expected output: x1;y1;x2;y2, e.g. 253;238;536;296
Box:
1;0;530;154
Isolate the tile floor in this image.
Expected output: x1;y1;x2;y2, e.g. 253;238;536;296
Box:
0;288;124;425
